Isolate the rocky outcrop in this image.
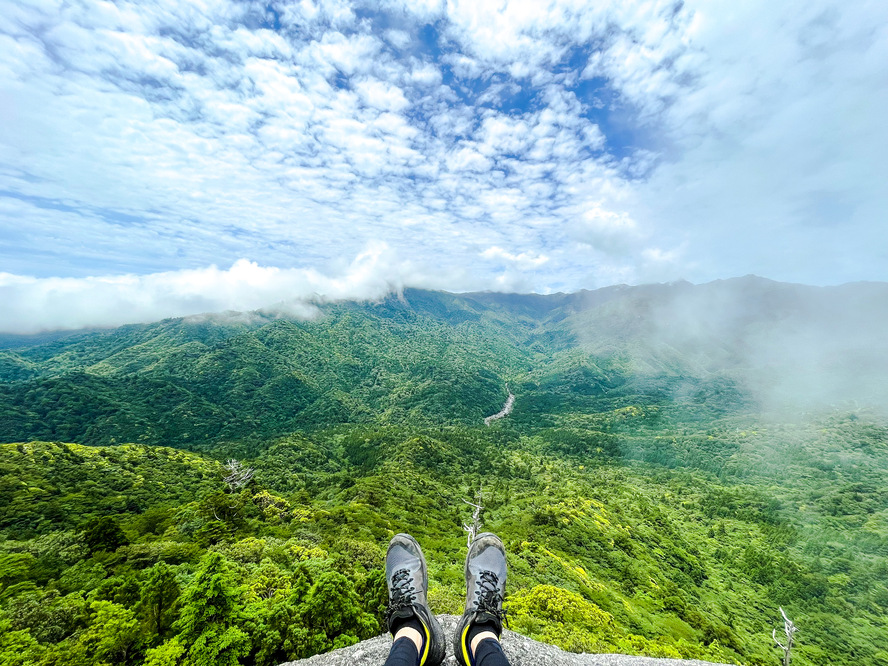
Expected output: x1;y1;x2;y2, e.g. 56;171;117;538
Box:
279;614;733;666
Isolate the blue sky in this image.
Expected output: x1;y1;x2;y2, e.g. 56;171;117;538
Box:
1;0;887;331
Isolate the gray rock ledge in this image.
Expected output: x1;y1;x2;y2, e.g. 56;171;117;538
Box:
279;614;734;666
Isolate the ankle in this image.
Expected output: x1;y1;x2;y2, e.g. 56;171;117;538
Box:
394;626;424;656
470;630;499;656
466;617;500;644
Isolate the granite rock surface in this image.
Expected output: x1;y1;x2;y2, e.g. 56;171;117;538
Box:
279;615;734;666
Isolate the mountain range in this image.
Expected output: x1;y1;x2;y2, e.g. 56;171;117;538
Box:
1;276;887;666
3;276;887;449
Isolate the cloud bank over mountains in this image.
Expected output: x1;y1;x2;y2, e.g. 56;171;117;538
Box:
0;243;474;333
1;0;886;331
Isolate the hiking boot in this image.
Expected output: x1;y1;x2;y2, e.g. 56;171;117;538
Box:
454;533;507;666
385;533;445;666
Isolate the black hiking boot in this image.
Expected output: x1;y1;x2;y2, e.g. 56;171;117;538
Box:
385;533;445;666
454;532;508;666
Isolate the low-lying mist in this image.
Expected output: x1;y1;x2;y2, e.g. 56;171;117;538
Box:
568;276;888;417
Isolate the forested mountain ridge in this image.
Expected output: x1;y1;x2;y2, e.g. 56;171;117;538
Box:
0;298;521;445
3;277;887;448
1;277;888;666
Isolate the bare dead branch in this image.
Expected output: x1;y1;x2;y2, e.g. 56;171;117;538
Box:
223;459;254;492
461;486;484;547
773;607;798;666
772;628;786;650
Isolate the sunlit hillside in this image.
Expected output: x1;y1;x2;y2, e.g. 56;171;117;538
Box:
1;279;887;666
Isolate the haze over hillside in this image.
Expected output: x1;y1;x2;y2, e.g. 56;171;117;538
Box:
2;276;886;449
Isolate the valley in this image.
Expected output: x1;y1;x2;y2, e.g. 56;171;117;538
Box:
1;278;887;666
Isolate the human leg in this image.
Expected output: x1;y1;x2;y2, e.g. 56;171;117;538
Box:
384;634;421;666
473;637;511;666
453;533;511;666
383;533;445;666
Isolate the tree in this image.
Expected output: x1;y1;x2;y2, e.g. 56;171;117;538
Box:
251;490;291;524
94;574;141;607
247;560;291;601
299;570;378;656
0;553;36;602
143;637;186;666
174;552;249;666
194;492;246;546
462;486;484;547
139;562;181;642
66;601;139;666
82;516;129;554
0;618;43;666
242;566;313;666
773;606;798;666
223;460;254;493
355;568;387;629
5;589;86;644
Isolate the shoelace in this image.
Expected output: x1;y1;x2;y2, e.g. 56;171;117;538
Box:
474;570;508;627
385;568;417;624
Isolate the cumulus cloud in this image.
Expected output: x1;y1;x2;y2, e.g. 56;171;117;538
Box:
481;246;549;268
0;242;480;333
571;206;640;257
0;0;885;332
625;0;888;283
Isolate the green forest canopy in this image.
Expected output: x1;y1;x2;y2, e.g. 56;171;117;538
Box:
1;281;888;666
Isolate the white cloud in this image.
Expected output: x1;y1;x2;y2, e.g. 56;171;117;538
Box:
570;206;640;258
407;62;442;87
353;77;410;111
0;243;462;333
0;0;885;334
446;145;491;172
384;29;411;49
443;53;485;79
481;246;549;268
311;31;382;77
624;0;888;283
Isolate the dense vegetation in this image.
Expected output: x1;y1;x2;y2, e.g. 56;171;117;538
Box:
1;279;887;666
